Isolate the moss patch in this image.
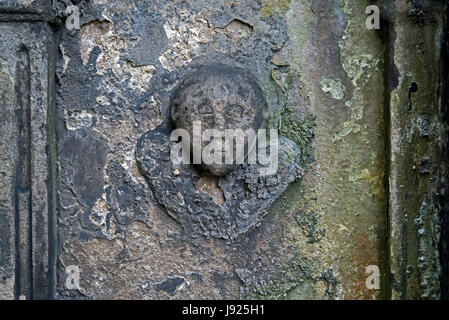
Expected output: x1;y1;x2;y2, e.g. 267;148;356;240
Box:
260;0;292;17
293;210;326;243
279;107;315;163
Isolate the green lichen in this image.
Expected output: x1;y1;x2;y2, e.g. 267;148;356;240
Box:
279;107;315;163
334;0;385;142
414;198;441;299
247;253;317;300
248;264;340;300
266;61;315;167
293;210;326;243
320;78;345;100
260;0;291;17
265;103;315;166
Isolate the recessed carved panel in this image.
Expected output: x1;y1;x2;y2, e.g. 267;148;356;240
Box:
0;20;55;300
136;65;305;239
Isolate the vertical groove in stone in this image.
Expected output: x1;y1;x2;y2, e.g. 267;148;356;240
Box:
47;30;57;300
0;42;15;301
382;7;394;300
14;46;32;300
438;0;449;300
385;2;408;299
386;0;445;299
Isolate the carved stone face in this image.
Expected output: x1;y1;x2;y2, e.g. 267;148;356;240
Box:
171;65;266;176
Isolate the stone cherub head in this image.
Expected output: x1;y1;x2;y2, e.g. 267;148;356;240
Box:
136;64;304;239
171;65;267;176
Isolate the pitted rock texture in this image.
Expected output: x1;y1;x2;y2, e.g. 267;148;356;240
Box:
54;0;322;300
0;0;443;300
136;130;304;240
171;64;267;176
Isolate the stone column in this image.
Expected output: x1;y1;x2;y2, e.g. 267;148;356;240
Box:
0;2;57;300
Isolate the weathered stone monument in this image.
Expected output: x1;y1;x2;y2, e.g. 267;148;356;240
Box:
0;0;448;300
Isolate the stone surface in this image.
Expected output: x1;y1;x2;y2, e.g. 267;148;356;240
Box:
136;130;304;240
382;0;446;299
170;64;267;176
0;18;55;299
0;0;447;300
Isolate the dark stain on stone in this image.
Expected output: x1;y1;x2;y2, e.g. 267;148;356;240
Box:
408;81;418;111
59;129;108;232
128;17;168;66
419;157;431;174
389;62;400;91
408;0;425;25
154;277;184;294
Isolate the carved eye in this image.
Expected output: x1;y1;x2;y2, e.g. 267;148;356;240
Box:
226;104;243;118
198;104;213;115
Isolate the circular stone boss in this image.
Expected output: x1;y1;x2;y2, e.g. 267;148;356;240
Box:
171;65;267;176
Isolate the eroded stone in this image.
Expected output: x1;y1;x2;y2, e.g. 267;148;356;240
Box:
171;64;267;176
